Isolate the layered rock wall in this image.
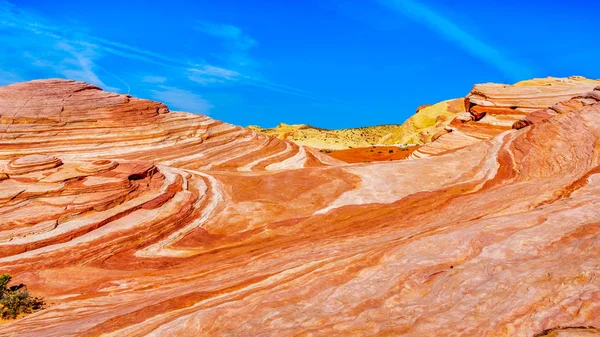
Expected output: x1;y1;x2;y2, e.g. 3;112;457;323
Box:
410;76;600;158
1;79;599;336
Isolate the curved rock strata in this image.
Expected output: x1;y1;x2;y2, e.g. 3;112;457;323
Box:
409;76;600;159
0;79;599;336
4;154;63;175
0;79;336;171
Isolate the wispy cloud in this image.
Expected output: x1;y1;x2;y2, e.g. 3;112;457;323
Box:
150;86;213;114
55;41;117;91
0;0;337;111
188;65;240;85
377;0;531;80
196;21;258;67
0;1;118;91
197;21;257;51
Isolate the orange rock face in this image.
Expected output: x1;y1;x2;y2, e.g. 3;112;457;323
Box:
0;79;335;171
1;79;600;336
410;76;600;159
324;145;419;163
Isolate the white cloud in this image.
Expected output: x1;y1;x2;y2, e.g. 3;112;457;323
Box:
0;3;120;91
198;65;239;79
197;21;256;51
196;21;259;67
378;0;531;80
187;65;240;85
55;41;117;90
150;86;213;114
0;0;329;102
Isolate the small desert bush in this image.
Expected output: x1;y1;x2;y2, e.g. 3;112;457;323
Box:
0;274;45;319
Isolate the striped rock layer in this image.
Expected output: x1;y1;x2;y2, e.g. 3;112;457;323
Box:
0;79;337;171
410;76;600;159
1;79;600;336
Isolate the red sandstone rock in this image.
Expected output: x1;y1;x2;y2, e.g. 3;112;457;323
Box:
431;128;450;141
409;77;600;159
4;154;63;175
0;79;599;336
415;103;432;113
0;79;336;171
512;118;532;129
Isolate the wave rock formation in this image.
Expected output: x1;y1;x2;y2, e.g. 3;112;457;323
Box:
0;79;599;336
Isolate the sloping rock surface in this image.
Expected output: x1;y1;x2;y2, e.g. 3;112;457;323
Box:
1;79;599;336
0;79;337;171
247;123;407;150
410;76;600;159
247;99;465;150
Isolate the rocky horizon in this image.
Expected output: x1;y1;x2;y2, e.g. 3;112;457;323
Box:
1;77;599;336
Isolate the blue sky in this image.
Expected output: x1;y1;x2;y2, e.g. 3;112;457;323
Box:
1;0;598;128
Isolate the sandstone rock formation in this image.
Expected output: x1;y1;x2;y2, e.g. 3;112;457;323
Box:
1;79;600;336
250;77;600;161
247;98;465;151
0;80;338;171
322;145;419;163
247;123;407;150
409;76;600;159
378;98;466;145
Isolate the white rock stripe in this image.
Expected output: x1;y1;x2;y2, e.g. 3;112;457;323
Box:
135;169;224;258
265;144;307;171
238;140;292;172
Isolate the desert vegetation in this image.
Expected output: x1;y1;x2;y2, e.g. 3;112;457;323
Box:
0;274;45;320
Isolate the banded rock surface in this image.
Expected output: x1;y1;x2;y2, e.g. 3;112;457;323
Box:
410;76;600;159
0;79;600;336
0;79;338;171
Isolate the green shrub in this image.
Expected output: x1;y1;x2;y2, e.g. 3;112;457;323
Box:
0;274;45;319
0;274;10;292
